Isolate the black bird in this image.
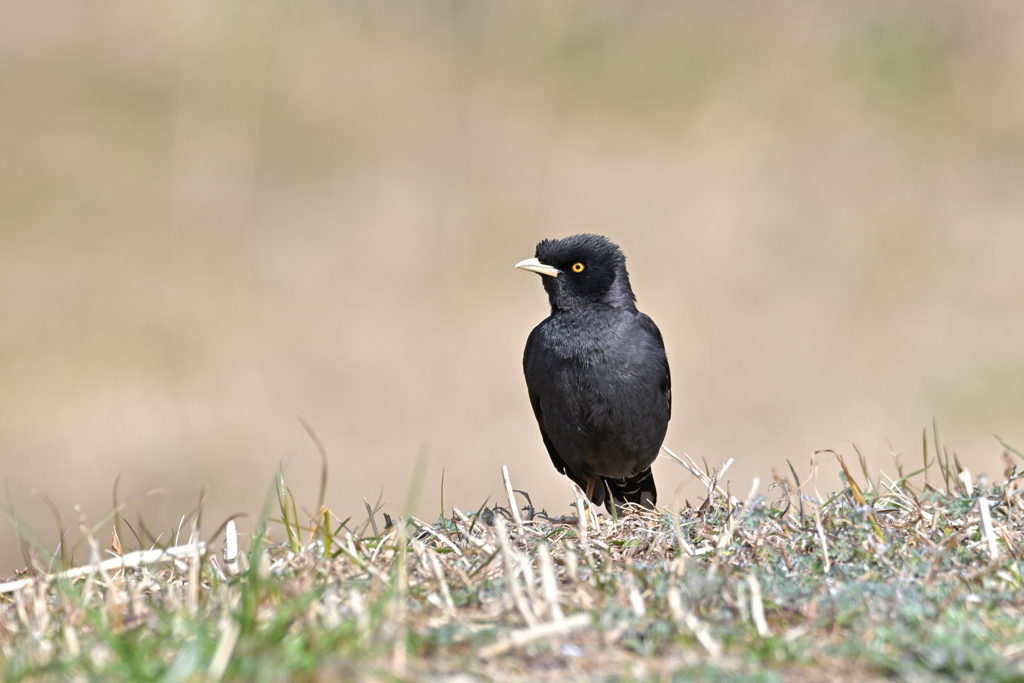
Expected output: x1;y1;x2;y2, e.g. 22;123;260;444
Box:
517;234;671;513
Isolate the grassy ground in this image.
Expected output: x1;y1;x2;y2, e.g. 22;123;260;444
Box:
4;432;1024;682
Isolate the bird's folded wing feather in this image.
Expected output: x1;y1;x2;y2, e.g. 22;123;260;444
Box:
524;325;578;483
636;312;671;412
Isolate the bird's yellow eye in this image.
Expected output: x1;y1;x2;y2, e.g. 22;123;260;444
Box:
572;262;585;273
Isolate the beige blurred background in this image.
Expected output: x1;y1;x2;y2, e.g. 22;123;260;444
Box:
2;1;1023;574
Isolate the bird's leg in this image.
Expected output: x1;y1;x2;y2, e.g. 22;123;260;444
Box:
586;477;595;500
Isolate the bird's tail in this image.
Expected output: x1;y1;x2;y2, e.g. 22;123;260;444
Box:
601;467;657;514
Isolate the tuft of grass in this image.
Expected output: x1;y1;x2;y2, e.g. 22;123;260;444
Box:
3;432;1024;681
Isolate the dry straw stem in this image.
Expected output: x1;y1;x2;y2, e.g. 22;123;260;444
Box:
667;586;722;660
979;497;999;562
670;506;696;556
716;477;760;550
411;517;462;555
390;516;409;677
813;506;831;573
477;613;590;658
207;617;241;681
413;539;456;618
493;518;539;628
567;477;601;532
222;519;242;576
535;543;565;623
747;574;770;638
661;445;736;505
0;542;206;594
501;465;524;534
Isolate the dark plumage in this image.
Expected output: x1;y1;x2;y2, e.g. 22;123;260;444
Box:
517;234;671;513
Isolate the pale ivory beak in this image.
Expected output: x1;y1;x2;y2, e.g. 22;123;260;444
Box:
515;257;561;278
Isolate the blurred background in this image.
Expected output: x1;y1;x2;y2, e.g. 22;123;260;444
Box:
2;1;1023;574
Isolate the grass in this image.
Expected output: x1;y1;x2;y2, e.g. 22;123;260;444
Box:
4;429;1024;682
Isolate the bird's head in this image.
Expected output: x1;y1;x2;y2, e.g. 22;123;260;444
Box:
516;234;636;312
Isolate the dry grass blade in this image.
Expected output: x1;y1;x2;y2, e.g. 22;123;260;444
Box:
661;446;735;504
363;499;379;538
670;507;695;556
717;477;759;549
747;574;769;638
536;543;564;623
493;518;538;628
566;478;591;534
208;618;241;681
297;416;329;513
0;541;208;594
833;452;885;541
410;517;463;556
424;542;457;617
667;587;721;659
502;465;524;534
477;613;590;658
814;506;831;573
979;497;999;562
223;519;240;576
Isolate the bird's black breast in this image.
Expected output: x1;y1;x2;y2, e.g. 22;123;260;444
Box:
523;304;671;483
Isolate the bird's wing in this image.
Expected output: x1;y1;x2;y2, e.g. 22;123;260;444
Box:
523;326;580;485
637;312;672;413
